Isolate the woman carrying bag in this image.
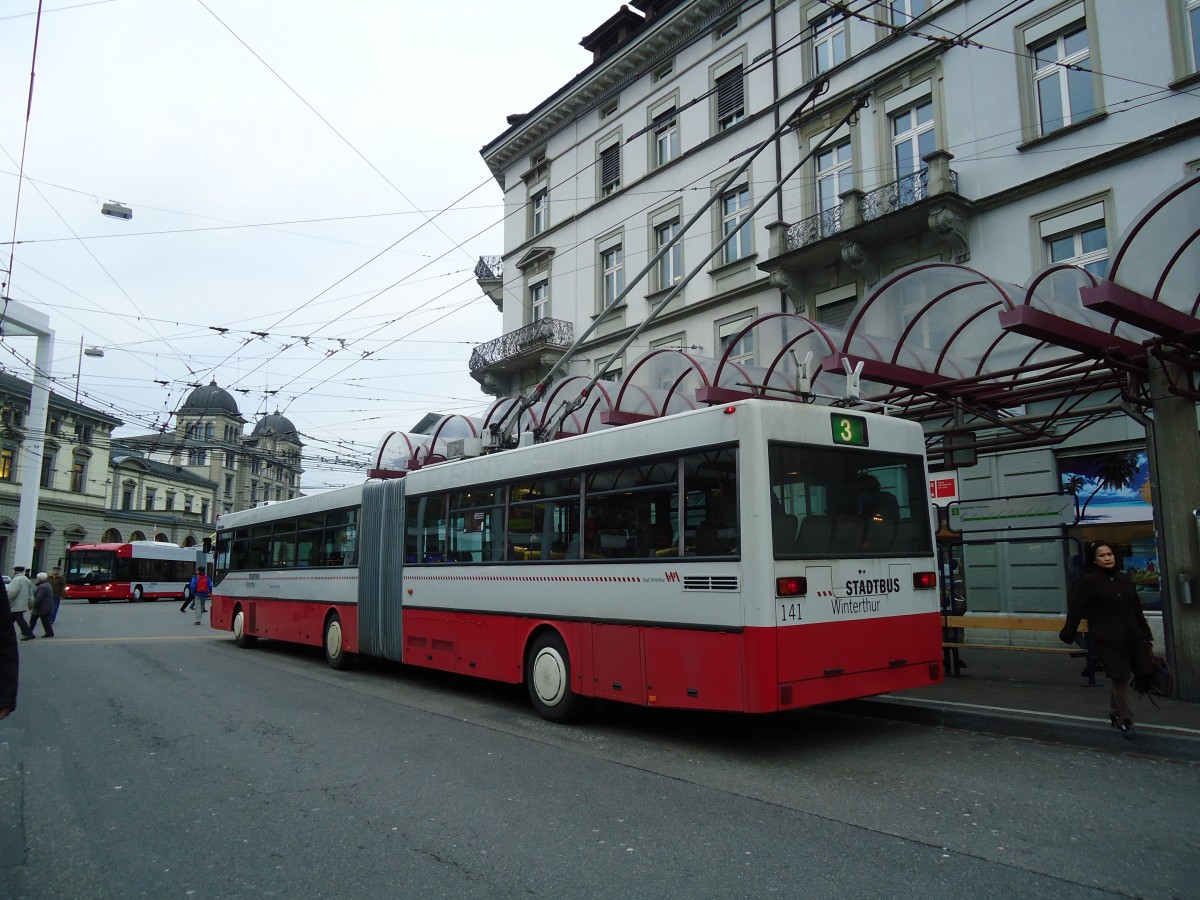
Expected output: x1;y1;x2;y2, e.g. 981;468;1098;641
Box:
1060;541;1154;739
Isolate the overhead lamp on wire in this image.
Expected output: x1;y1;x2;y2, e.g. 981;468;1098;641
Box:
100;200;133;220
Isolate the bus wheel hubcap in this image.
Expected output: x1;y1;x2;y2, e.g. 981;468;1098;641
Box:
532;648;566;706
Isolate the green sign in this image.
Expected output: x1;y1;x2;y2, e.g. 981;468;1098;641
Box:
830;413;868;447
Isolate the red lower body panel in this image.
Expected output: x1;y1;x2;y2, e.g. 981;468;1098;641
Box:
211;595;358;651
212;594;941;714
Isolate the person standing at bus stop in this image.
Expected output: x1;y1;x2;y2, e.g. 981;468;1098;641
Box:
190;567;212;625
1060;540;1154;740
9;566;35;641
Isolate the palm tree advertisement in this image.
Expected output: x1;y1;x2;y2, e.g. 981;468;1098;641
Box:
1059;451;1152;525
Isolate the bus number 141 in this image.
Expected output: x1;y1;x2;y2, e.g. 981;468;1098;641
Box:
779;603;803;623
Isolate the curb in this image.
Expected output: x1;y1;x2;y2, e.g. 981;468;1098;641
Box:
837;696;1200;763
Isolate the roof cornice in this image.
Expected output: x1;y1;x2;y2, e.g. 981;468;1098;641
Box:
479;0;736;182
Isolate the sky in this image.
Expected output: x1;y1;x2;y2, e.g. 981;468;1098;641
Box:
0;0;614;489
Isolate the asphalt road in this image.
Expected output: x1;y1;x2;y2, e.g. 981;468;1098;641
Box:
2;600;1197;898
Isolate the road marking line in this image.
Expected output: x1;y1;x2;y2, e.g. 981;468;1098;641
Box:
20;635;226;643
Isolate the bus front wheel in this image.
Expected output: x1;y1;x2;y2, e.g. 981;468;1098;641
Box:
131;585;143;602
232;607;257;649
324;613;352;671
526;631;580;723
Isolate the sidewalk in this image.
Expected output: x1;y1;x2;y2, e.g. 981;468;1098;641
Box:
841;648;1200;762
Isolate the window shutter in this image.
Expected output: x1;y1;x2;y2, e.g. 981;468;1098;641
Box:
716;67;744;121
600;145;620;190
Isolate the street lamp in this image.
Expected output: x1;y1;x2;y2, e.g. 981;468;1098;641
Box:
74;340;105;402
100;201;132;220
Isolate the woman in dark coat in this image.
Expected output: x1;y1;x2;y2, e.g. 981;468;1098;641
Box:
1060;541;1154;739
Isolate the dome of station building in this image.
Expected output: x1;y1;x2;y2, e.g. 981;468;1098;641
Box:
179;380;241;417
252;410;300;442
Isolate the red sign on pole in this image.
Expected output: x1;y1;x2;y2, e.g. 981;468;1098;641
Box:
929;477;958;501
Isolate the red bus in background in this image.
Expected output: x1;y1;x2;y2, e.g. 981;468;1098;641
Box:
64;541;209;603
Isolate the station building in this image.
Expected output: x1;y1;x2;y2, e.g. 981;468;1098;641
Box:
471;0;1200;625
118;381;304;521
0;373;305;571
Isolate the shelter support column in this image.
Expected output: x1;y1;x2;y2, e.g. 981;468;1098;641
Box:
1148;358;1200;701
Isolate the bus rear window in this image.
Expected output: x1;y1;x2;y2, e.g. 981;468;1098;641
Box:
769;443;932;558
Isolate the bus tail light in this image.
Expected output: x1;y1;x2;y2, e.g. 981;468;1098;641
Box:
776;576;807;597
913;571;937;590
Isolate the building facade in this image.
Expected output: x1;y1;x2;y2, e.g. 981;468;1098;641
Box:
118;381;303;520
106;445;218;547
0;373;305;571
0;371;122;573
472;0;1200;617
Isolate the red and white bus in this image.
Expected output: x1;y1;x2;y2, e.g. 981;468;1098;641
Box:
211;398;941;721
64;541;208;603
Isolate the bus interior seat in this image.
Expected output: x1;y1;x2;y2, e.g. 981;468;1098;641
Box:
772;514;798;555
793;514;832;553
830;515;866;551
597;531;628;557
862;518;896;552
695;521;721;555
637;523;673;557
892;519;925;552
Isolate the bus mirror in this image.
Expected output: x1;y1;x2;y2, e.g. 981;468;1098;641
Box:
202;537;212;553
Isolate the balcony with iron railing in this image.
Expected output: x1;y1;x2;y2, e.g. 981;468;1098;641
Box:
765;150;972;289
475;255;504;311
784;159;962;254
469;317;573;385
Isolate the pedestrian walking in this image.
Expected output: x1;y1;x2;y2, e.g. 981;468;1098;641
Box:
9;566;35;641
190;567;212;625
0;575;17;719
1059;540;1155;740
48;564;66;623
30;573;55;638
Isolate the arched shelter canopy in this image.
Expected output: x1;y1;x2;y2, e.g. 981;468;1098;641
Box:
483;396;543;437
428;414;482;444
368;430;435;478
692;312;847;404
1082;174;1200;339
825;263;1032;394
415;175;1200;469
603;349;716;424
540;376;618;435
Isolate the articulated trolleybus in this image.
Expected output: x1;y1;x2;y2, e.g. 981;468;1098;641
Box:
64;541;208;603
211;399;941;722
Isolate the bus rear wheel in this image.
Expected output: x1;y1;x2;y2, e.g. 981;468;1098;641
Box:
526;631;580;723
232;607;257;648
324;613;352;671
